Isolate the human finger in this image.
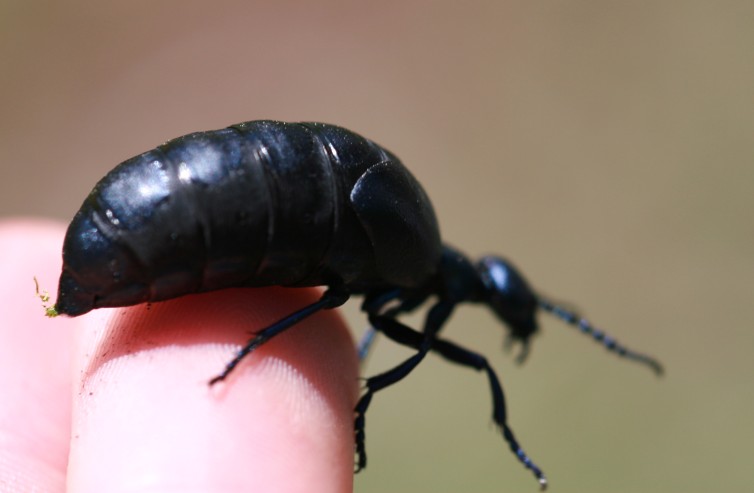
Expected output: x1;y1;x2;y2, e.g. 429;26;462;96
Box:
66;286;358;493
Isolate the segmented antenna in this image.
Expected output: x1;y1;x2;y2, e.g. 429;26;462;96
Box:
537;297;663;376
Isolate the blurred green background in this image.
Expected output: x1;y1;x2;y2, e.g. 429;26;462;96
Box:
2;1;752;491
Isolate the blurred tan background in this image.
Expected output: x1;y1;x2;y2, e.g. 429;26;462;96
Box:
2;1;753;491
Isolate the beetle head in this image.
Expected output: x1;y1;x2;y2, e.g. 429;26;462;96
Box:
475;255;665;375
476;255;539;345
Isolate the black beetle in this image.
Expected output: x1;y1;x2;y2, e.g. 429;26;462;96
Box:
41;120;662;489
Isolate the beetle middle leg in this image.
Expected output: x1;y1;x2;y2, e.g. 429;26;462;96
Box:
357;289;431;362
354;301;454;471
208;285;350;385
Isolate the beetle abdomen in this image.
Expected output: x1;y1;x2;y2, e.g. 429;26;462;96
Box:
55;121;441;316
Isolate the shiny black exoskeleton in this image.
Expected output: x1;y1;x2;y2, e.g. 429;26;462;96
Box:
46;120;662;490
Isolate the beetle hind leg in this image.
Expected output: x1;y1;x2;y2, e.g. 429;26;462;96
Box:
208;285;350;385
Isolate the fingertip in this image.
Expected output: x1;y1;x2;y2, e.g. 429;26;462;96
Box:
68;287;358;493
0;219;75;491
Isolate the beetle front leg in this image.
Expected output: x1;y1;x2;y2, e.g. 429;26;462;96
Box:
429;337;547;489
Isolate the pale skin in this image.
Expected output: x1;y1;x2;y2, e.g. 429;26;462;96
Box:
0;219;359;493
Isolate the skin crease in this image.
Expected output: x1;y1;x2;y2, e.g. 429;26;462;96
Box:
0;219;359;493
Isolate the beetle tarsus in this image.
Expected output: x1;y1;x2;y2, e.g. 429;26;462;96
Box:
208;373;228;386
539;476;549;491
